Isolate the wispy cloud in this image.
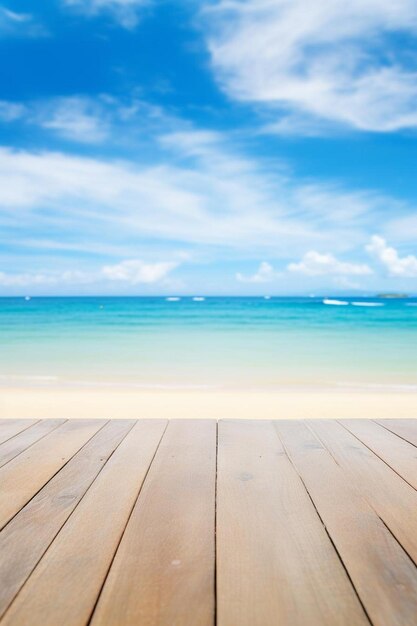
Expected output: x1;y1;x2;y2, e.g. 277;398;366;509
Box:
366;235;417;277
288;251;372;276
383;214;417;243
1;122;415;293
0;140;385;259
0;101;26;122
0;258;179;288
236;262;275;283
63;0;150;29
102;259;178;284
203;0;417;132
0;131;407;263
35;97;110;144
0;270;56;287
0;6;46;37
0;95;182;145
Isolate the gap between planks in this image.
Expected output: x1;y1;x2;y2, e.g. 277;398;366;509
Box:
1;419;417;626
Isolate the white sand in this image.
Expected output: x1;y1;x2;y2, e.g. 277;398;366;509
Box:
0;386;416;419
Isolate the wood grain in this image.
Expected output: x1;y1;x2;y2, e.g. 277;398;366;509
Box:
0;418;416;626
0;419;135;619
90;420;217;626
216;420;368;626
341;419;417;490
0;420;167;626
0;419;105;529
0;420;39;446
310;419;417;564
0;419;64;469
376;419;417;447
275;419;417;626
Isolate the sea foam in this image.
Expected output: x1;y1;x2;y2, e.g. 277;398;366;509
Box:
323;298;349;306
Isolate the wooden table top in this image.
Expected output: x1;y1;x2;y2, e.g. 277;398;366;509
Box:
0;418;416;625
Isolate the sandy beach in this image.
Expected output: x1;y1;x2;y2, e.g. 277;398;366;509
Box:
1;386;416;419
2;297;417;421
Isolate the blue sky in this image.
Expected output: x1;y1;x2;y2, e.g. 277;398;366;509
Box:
1;0;417;295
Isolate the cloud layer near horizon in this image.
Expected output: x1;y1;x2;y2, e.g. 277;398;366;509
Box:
0;132;403;263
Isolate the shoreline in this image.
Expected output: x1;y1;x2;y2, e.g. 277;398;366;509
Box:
1;375;417;393
1;385;417;419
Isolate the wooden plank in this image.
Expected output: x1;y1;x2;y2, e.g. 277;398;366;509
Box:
0;419;65;469
0;419;135;619
341;419;417;490
0;419;106;529
0;420;39;445
275;420;417;626
90;420;217;626
0;419;167;626
309;419;417;564
375;419;417;448
215;420;368;626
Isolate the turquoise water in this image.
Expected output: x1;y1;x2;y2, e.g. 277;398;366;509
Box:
1;296;417;389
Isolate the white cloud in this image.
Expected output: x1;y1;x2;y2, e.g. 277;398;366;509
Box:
236;261;275;283
0;101;25;122
288;251;372;276
159;130;223;157
102;259;178;284
204;0;417;132
0;131;406;280
0;141;356;254
35;97;109;143
262;114;334;138
366;235;417;277
0;271;56;287
0;7;45;37
0;258;178;288
64;0;149;28
0;268;96;287
385;215;417;242
0;95;180;145
1;8;30;23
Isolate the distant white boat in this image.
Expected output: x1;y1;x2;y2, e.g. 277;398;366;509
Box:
192;297;205;301
263;296;271;300
166;297;181;302
351;302;384;307
323;298;349;306
24;296;31;301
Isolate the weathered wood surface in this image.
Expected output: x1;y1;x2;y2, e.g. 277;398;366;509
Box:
216;420;368;626
0;419;416;626
91;420;216;626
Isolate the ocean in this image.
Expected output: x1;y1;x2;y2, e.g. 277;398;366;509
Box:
1;296;417;390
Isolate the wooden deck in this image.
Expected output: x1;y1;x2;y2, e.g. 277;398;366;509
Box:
0;419;416;626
